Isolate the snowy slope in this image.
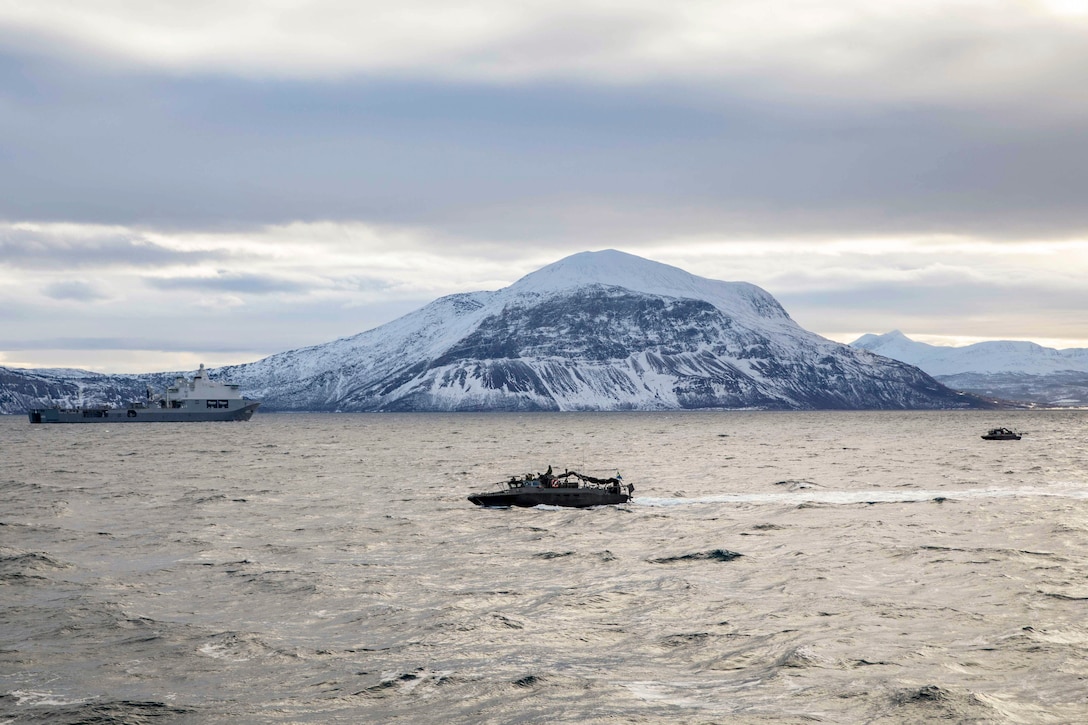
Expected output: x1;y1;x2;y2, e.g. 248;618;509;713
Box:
851;330;1088;407
506;250;791;323
3;251;993;413
852;330;1088;376
0;366;188;415
213;250;979;411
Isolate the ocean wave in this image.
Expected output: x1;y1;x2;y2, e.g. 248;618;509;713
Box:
5;411;1087;723
2;697;193;723
649;549;742;564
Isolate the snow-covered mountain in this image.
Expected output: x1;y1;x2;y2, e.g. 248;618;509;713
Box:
0;366;191;416
851;330;1088;407
4;251;992;413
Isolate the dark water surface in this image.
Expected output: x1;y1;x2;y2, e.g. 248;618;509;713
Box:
2;411;1087;723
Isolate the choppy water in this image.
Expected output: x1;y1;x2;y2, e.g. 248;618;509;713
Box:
2;410;1088;724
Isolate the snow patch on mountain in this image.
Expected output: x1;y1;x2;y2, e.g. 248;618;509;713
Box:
851;330;1088;407
852;330;1088;376
506;250;791;325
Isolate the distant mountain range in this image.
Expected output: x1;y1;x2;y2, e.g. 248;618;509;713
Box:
2;251;994;413
851;330;1088;407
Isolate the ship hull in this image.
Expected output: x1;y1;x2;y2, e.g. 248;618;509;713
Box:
468;488;630;508
28;402;260;423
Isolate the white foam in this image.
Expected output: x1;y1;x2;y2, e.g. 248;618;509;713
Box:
634;486;1088;507
198;643;250;662
10;690;90;707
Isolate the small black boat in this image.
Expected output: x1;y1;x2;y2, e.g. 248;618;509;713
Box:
982;427;1021;441
468;468;632;508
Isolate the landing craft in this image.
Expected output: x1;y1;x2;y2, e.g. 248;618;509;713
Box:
468;468;633;508
981;427;1021;440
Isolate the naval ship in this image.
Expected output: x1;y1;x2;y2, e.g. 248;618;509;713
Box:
28;364;261;423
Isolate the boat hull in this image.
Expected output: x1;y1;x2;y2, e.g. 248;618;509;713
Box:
468;488;630;508
28;402;260;423
981;434;1020;440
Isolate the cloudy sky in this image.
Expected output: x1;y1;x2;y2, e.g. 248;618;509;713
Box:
2;1;1087;372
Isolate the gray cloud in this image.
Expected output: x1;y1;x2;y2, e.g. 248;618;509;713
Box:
0;294;430;360
0;226;226;269
1;43;1087;242
333;276;397;293
780;278;1088;316
779;279;1088;341
4;2;1086;107
0;336;259;353
144;273;311;295
42;280;108;301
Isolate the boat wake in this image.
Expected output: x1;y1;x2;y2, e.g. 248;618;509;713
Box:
634;485;1088;507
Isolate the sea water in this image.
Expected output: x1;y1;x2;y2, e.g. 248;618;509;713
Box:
2;410;1087;723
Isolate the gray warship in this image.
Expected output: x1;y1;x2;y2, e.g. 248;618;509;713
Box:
468;468;632;508
28;364;260;423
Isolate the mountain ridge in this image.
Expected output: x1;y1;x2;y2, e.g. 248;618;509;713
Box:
851;330;1088;407
3;251;993;413
851;330;1088;376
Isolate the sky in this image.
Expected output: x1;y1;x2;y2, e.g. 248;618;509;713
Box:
2;1;1088;372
